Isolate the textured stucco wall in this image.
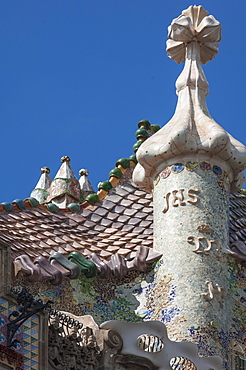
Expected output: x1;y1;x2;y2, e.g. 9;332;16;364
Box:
139;161;234;368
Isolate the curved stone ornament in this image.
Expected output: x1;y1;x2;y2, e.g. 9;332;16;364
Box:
100;320;222;370
166;5;221;64
202;281;227;306
187;236;221;257
229;241;246;261
68;251;98;278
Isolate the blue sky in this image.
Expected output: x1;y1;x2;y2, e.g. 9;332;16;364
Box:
0;1;245;203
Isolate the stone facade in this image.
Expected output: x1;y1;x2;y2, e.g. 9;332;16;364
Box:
1;5;246;370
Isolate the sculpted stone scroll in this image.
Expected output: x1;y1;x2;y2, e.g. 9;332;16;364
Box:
163;189;199;213
202;281;227;306
187;236;221;257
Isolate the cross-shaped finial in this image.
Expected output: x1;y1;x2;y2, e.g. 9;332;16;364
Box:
166;5;221;64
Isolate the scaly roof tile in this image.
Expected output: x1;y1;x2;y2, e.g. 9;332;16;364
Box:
0;164;245;271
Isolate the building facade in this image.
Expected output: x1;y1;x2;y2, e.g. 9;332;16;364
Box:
1;5;246;370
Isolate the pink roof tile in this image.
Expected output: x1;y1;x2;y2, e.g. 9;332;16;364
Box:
0;169;244;266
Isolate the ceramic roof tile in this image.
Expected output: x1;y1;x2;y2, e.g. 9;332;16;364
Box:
67;234;85;241
134;190;147;197
146;215;153;221
99;228;116;236
118;237;132;242
60;224;73;230
21;220;34;226
94;225;106;232
125;241;141;248
121;225;135;232
94;208;108;217
229;193;246;248
107;235;121;241
114;231;128;236
35;233;48;239
105;246;120;253
79;249;90;256
131;203;144;210
53;236;66;244
57;235;70;242
1;174;245;264
88;245;101;253
25;250;36;257
132;237;145;243
68;214;86;222
106;212;119;221
98;250;112;258
43;231;56;237
143;229;153;235
121;183;136;193
116;248;132;256
52;229;64;235
76;225;88;232
141;239;154;246
40;250;50;257
14;222;26;228
95;232;110;238
29;235;40;242
80;208;93;217
0;214;14;221
97;241;110;247
112;205;125;214
39;241;54;249
127;194;140;201
6;224;18;229
139;220;152;228
57;246;69;254
142;206;153;214
112;240;127;246
83;220;96;228
46;239;59;246
101;200;115;210
23;227;36;234
128;218;141;226
134;212;148;219
120;199;133;207
100;219;113;227
111;222;124;229
117;215;130;223
64;219;79;227
7;214;23;220
72;241;84;249
106;193;122;203
89;214;102;223
123;208;138;216
124;232;139;238
39;223;54;230
138;198;152;205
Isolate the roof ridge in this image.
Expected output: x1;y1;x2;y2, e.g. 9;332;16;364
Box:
0;120;160;214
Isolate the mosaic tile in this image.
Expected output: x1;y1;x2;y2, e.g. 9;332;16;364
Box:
0;316;5;326
200;161;211;172
185;161;199;171
0;298;39;370
0;332;6;342
213;165;222;176
170;163;184;173
160;168;171;178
